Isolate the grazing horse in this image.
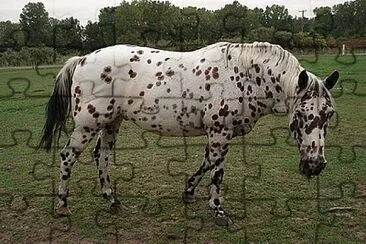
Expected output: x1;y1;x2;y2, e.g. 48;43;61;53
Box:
39;42;339;226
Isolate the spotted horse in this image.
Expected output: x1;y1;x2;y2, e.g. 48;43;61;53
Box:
39;42;339;226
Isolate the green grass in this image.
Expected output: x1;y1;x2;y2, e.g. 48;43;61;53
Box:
0;55;365;243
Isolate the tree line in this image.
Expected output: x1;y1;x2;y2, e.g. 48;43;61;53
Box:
1;0;365;66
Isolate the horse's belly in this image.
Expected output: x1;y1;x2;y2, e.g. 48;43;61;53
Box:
124;98;205;136
132;119;206;136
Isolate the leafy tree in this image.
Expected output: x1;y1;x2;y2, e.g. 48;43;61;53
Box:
176;7;211;50
293;32;327;49
0;21;21;49
98;7;117;45
3;0;365;67
313;7;334;37
273;31;293;48
83;21;106;51
114;0;180;47
248;27;275;42
294;32;315;48
332;2;357;38
262;5;293;31
19;2;51;46
246;8;264;32
0;49;21;66
114;1;142;44
52;17;83;52
216;1;249;40
196;8;221;45
140;0;180;47
351;0;366;37
292;17;312;33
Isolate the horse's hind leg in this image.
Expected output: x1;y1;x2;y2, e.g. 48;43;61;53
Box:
93;119;122;213
206;128;233;226
56;125;97;216
183;144;211;203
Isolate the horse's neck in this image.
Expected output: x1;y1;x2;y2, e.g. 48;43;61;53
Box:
247;78;288;116
242;48;300;116
244;64;289;115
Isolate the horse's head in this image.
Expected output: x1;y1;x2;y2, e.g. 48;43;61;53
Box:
290;70;339;178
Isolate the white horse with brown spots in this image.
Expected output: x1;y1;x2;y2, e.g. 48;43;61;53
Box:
39;42;339;225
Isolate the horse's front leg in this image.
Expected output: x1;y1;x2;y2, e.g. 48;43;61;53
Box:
207;127;233;226
183;144;210;203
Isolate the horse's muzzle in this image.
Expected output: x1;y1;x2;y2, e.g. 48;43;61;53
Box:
299;158;327;178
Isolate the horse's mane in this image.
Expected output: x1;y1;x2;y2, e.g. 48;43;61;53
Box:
229;42;330;111
237;42;301;97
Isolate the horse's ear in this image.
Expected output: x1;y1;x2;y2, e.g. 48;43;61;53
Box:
324;70;339;90
298;70;308;90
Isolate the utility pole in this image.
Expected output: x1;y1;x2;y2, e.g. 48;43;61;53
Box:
299;10;307;32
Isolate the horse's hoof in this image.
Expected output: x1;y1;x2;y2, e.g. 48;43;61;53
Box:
110;200;122;214
55;206;71;216
182;192;196;203
214;215;233;226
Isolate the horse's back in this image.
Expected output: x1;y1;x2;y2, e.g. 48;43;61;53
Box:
78;42;229;69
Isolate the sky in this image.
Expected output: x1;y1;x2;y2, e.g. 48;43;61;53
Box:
0;0;349;26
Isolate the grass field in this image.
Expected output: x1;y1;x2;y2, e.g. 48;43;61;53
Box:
0;54;365;243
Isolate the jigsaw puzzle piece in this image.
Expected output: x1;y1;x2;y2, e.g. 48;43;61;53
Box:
0;103;47;152
30;156;140;242
0;55;59;99
0;191;72;242
166;136;205;181
165;134;257;237
0;130;50;203
297;43;319;65
325;109;366;164
280;196;325;242
129;195;204;243
0;129;33;150
1;157;57;241
115;129;151;150
93;196;191;242
316;182;366;243
0;193;43;242
326;144;366;164
350;77;366;97
0;77;31;98
165;110;288;235
34;64;58;81
75;168;136;201
244;177;350;242
29;160;57;197
335;77;366;97
335;46;357;65
242;126;320;222
1;76;51;99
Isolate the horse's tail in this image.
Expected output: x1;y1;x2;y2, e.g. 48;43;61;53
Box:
38;57;81;152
